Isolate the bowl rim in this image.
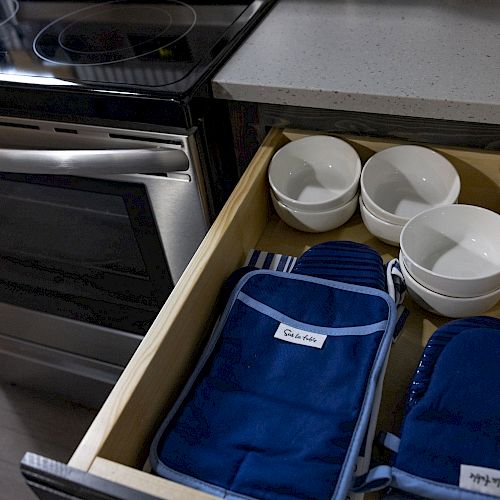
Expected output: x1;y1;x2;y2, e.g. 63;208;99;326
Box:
359;196;405;229
400;204;500;283
270;189;358;233
270;188;359;215
360;144;461;225
359;197;402;246
268;135;361;211
399;253;500;302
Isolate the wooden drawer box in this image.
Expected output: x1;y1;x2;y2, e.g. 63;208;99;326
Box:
38;128;499;499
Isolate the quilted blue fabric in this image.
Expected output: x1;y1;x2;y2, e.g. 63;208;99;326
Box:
395;316;500;485
151;267;396;500
292;241;386;291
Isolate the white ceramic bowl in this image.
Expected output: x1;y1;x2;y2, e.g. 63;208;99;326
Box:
268;135;361;212
270;190;358;233
359;196;403;246
399;255;500;318
400;205;500;298
360;145;460;225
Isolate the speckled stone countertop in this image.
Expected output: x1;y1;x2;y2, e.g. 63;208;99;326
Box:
213;0;500;124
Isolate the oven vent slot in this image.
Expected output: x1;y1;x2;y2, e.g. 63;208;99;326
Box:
54;127;78;134
0;121;39;130
109;133;183;147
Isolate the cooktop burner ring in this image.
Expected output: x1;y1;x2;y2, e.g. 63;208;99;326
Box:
57;6;173;56
0;0;19;28
32;0;197;67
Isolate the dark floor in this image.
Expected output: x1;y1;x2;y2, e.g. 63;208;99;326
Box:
0;382;98;499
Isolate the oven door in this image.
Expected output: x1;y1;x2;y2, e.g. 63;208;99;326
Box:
0;118;211;405
0;118;211;344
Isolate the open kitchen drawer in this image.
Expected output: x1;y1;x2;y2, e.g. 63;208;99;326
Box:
21;128;500;499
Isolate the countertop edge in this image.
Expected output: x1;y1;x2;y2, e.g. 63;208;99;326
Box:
212;81;500;125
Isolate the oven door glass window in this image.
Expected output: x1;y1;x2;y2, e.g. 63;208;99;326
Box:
0;173;173;334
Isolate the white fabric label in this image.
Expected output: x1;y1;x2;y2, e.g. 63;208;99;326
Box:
459;464;500;497
274;323;327;349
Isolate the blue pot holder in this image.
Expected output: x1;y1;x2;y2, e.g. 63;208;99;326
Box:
150;242;404;500
354;316;500;500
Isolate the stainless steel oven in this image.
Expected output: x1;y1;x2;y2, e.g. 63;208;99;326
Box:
0;0;276;407
0;115;211;406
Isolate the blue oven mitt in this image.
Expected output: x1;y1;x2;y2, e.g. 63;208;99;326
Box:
354;316;500;499
292;240;386;291
150;241;403;500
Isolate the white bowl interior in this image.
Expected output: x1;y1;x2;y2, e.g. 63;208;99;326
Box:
401;205;500;280
361;146;460;220
269;136;360;206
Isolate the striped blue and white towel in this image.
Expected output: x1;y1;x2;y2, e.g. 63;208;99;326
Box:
244;249;297;273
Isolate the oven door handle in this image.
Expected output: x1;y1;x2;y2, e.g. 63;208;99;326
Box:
0;147;189;175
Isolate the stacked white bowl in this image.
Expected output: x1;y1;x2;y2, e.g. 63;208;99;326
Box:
399;205;500;317
359;145;461;246
268;136;361;232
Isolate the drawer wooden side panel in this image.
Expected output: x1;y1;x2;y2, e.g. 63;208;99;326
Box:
89;458;214;500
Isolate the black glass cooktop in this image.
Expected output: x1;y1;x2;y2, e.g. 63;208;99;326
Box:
0;0;274;97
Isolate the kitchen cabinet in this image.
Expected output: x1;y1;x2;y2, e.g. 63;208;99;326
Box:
21;128;499;499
